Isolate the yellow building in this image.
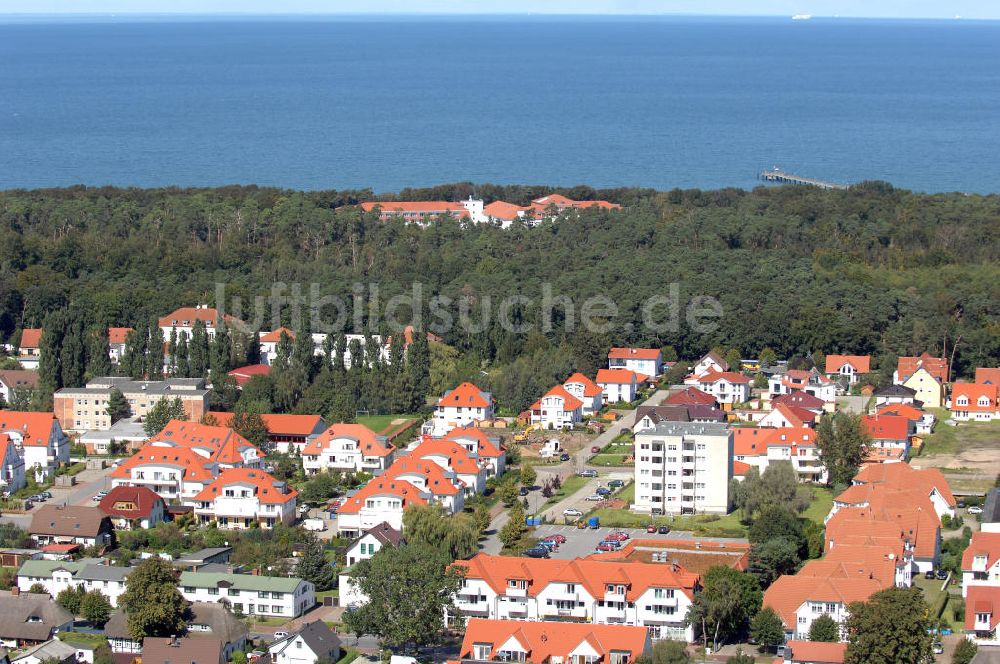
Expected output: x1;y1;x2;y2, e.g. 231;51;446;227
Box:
903;367;944;408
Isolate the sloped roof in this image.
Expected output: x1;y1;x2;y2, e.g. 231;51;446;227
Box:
142;636;223;664
0;593;72;641
665;386;717;406
531;384;584;412
457;618;647;662
18;329;42;348
212;412;324;437
110;444;216;483
443;426;503;458
107;327;133;345
337;477;427;515
226;364;271;385
158;307;242;329
99;485;164;519
771;390;825;410
962;532;1000;572
966;585;1000;631
695;370;750;385
303;423;394;457
0;412;60;447
785;640;846;664
608;348;661;360
29;505;109;538
0;370;40;391
975;367;1000;386
862;414;911;441
897;353;948;383
438;382;491;409
483;200;529;220
595;368;641;385
191;468;297;505
563;372;604;397
825;354;871;374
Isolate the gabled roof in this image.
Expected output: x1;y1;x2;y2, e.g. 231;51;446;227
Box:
732;427;771;457
107;327;133;345
862;414;911;441
337;477;427;515
360;201;469;217
148;420;261;465
191;468;297;505
276;620;341;658
951;382;999;411
411;439;484;476
876;403;926;421
695;370;750;385
825;504;941;559
608;348;661;361
531;384;584;412
0;370;40;391
18;329;42;349
0;593;72;642
595;368;641;385
563;372;604;397
438;382;492;409
111;443;216;483
873;384;917;398
784;640;846;664
825;354;871;374
158;306;242;329
457;618;647;663
483;200;529;221
303;423;394;457
443;426;504;458
771;390;825;411
665;386;717;406
383;457;464;496
226;364;271;385
212;412;324;437
967;586;1000;631
763;572;885;629
142;636;223;664
258;327;295;343
29;505;109;538
0;411;60;447
961;532;1000;571
698;350;729;371
898;353;948;383
99;485;164;519
357;522;404;548
975;367;1000;386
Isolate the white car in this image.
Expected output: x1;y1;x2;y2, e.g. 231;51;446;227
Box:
562;508;583;517
968;506;983;514
585;494;604;501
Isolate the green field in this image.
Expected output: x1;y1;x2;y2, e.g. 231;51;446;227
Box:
354;414;419;434
802;486;835;525
541;474;590;510
918;409;1000;457
585;506;748;538
589;453;632;467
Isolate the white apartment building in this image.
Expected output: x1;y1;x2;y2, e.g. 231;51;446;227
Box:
0;411;70;480
451;554;699;642
179;572;314;619
608;348;663;378
17;560;131;607
426;382;494;438
596;369;640;404
301;423;395;475
634;422;733;515
186;468;298;530
768;369;837;404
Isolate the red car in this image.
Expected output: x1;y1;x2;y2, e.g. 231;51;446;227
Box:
595;542;617;552
646;524;657;533
591;446;601;453
605;531;629;542
540;536;560;548
543;534;567;544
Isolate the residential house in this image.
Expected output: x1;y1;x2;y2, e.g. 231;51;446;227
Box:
185;603;249;661
16;329;42;370
10;638;76;664
835;462;956;521
410;438;488;496
443;427;506;478
903;367;945;408
16;559;131;607
876;403;936;435
336;476;427;537
688;371;750;409
339;523;404;606
0;371;38;405
950;383;999;422
562;372;604;416
28;506;113;549
663;387;717;407
53;377;209;433
862;414;914;459
771;391;827;415
187;468;298;529
427;382;494;438
965;586;1000;646
597;369;642;404
361;200;481;224
895;353;949;385
633;405;692;434
301;423;395;475
211;412;326;454
106;327;133;365
0;593;72;649
689;351;728;378
529;384;583;430
147;419;262;469
768;369;837;404
731;427;826;483
382;457;465;512
158;305;244;341
758;403;817;429
585;538;751;575
872;384;917;407
451;553;699;641
179;571;315;619
976;368;1000;386
824;355;871;385
110;444;218;501
782;641;847;664
268;621;341;664
227;364;270;387
0;434;26;495
98;485;166;530
0;412;69;479
608;347;663;377
825;505;941;573
962;533;1000;598
140;637;223;664
451;618;651;663
633;422;732;515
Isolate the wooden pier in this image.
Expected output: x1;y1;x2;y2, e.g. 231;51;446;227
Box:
758;169;848;190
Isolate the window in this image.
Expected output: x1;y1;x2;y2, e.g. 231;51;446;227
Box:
208;588;218;596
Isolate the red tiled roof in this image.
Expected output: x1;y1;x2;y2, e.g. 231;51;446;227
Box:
213;412;324;437
733;427;771;457
107;327;133;345
876;403;925;421
733;460;751;476
962;532;1000;572
596;368;641;385
99;485;164;519
0;411;59;447
483;201;529;220
304;423;394;457
18;328;42;348
338;476;427;515
965;586;1000;631
975;367;1000;386
862;414;911;441
158;307;241;329
608;348;661;360
951;382;999;412
457;618;649;663
531;384;584;412
764;573;885;630
227;364;271;386
696;370;750;385
897;353;948;383
383;457;463;496
191;467;297;504
825;354;871;374
259;327;295;343
853;463;955;506
148;420;260;465
784;640;846;664
111;444;216;483
361;201;469;218
665;386;717;406
771;391;825;410
563;372;604;397
438;382;491;409
443;426;503;458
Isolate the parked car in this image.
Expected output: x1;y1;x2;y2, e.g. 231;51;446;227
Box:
657;525;671;534
957;499;966;508
599;539;622;550
538;540;558;551
519;487;530;496
39;491;52;500
92;491;107;501
595;542;617;552
924;570;936;579
577;520;589;529
607;479;624;489
968;506;984;514
646;524;657;533
559;452;570;461
935;569;949;580
523;546;550;559
932;643;944;655
577;469;598;478
595;487;611;496
563;508;583;517
585;494;604;501
591;446;601;453
273;631;289;641
547;534;567;544
605;531;629;542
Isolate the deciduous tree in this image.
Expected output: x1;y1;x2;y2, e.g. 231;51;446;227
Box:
809;613;840;642
843;587;933;664
816;411;872;487
118;558;188;640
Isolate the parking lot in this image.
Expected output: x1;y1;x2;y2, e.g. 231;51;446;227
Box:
533;524;685;559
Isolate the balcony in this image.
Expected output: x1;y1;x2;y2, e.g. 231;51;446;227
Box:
506;586;528;598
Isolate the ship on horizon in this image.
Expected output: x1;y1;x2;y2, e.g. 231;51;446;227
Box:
792;14;813;20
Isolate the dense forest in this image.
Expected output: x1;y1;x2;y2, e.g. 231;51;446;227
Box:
1;181;998;415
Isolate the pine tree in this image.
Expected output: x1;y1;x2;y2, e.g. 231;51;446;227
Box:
211;323;232;375
175;332;190;378
295;537;335;591
148;324;165;380
60;318;86;388
388;333;405;374
121;327;147;380
143;396;188;437
321;332;335;369
292;322;314;378
87;327;112;377
406;331;431;400
106;387;131;424
167;329;178;375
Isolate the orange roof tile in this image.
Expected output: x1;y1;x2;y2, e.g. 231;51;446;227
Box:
212;412;324;437
531;384;584;412
696;370;751;385
975;367;1000;386
733;427;771;457
862;414;911;441
411;439;483;476
733;460;751;475
383;457;463;496
259;327;295;343
18;328;42;348
360;201;469;218
608;348;661;360
966;586;1000;631
483;200;529;220
952;382;999;412
148;419;260;465
596;368;641;385
825;354;871;374
192;467;297;504
764;573;885;629
457;618;649;663
443;426;503;458
337;476;427;515
0;411;60;447
784;640;846;664
438;382;491;409
111;444;216;483
563;372;604;397
897;353;948;383
158;307;241;329
875;403;925;421
853;463;955;506
962;532;1000;571
303;423;394;457
107;327;133;345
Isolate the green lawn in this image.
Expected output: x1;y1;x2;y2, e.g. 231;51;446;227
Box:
589;453;632;467
585;506;748;538
541;474;590;510
354;414;419;434
919;411;1000;457
336;651;362;664
914;573;951;620
802;486;835;525
58;632;109;648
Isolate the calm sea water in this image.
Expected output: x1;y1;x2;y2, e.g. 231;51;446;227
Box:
1;15;999;193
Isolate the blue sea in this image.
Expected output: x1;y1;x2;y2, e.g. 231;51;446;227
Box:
1;14;999;193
